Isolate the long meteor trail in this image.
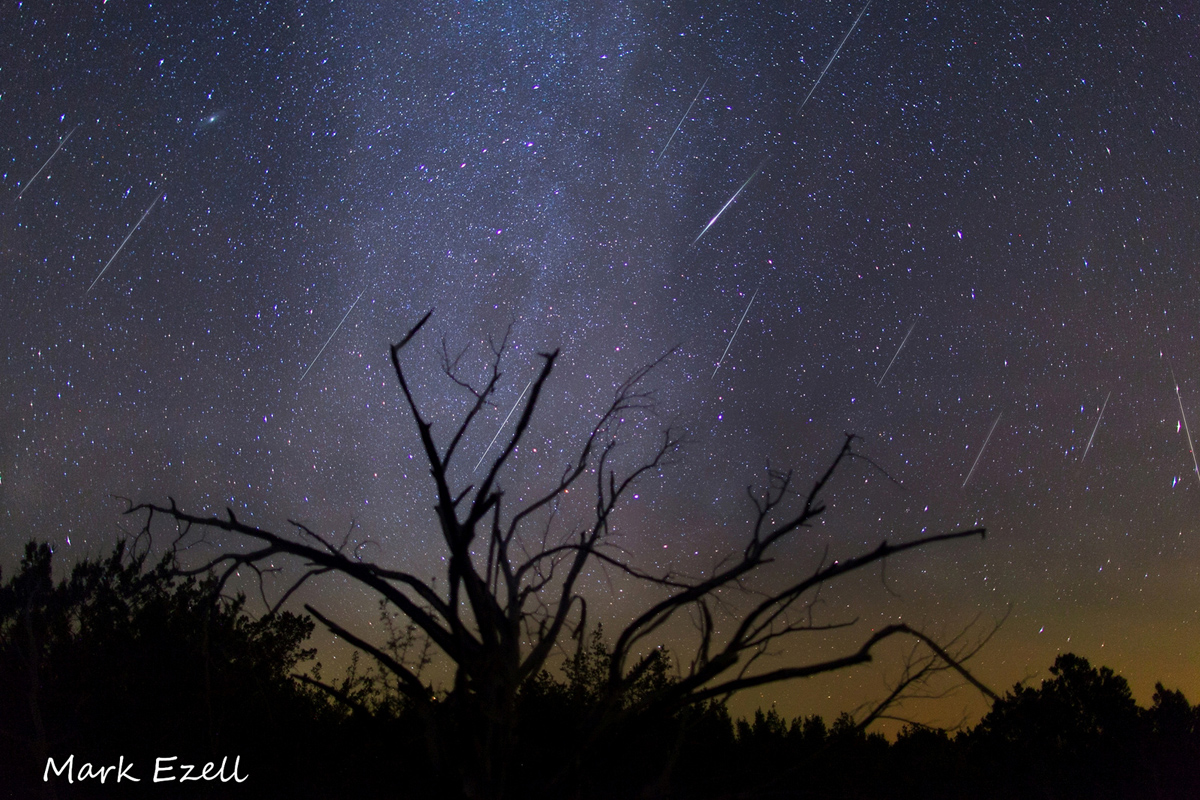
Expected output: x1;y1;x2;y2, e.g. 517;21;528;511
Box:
658;78;707;165
963;412;1002;488
797;0;872;114
475;378;534;471
17;125;77;201
876;321;916;386
300;288;367;381
1170;367;1200;487
86;190;165;296
692;160;768;246
712;289;757;378
1081;390;1110;463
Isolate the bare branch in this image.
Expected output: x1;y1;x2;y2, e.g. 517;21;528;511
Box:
304;604;433;706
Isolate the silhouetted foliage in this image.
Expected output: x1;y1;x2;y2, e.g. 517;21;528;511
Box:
964;653;1198;800
2;543;1197;800
0;540;375;799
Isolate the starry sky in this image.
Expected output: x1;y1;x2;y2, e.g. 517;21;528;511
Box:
3;1;1198;727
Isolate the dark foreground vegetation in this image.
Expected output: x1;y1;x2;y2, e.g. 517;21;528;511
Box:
2;540;1197;800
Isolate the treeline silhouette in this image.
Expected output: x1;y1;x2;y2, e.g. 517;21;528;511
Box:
2;541;1196;799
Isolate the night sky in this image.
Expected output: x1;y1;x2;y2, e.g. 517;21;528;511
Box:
3;1;1198;728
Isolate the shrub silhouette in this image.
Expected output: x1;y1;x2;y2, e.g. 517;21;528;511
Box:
3;546;1197;800
0;540;346;798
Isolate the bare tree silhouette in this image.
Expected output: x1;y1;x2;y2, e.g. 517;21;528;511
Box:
131;312;996;799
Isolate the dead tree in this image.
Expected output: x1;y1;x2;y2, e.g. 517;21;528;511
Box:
131;312;995;799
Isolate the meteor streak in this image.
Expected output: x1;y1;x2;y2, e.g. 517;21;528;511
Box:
712;289;757;378
475;378;534;471
86;190;165;296
1080;391;1110;463
300;288;367;381
692;160;768;246
17;125;77;201
962;412;1002;488
876;321;916;386
797;0;872;114
1170;367;1200;487
657;78;708;165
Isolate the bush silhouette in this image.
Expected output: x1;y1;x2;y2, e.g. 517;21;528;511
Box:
0;540;349;798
